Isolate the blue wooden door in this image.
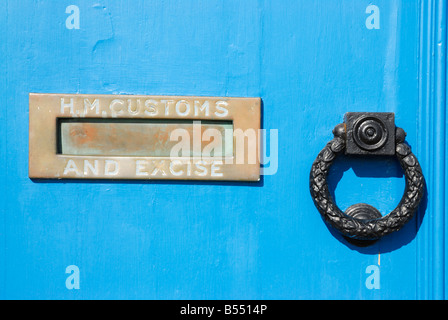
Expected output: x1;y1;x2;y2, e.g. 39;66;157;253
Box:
1;0;446;300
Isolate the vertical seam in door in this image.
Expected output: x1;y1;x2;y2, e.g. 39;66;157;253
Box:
417;0;447;300
1;0;9;300
433;0;446;300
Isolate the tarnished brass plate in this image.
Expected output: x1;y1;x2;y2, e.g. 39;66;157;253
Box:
29;93;261;181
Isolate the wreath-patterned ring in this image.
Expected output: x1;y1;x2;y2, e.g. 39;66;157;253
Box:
309;126;425;241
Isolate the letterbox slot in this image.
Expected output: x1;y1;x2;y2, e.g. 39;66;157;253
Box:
57;118;234;157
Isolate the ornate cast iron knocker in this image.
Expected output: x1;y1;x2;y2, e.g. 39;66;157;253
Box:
309;113;425;245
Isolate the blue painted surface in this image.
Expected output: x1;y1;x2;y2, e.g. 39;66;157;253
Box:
0;0;444;299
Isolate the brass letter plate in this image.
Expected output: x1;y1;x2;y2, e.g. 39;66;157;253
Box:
29;93;261;181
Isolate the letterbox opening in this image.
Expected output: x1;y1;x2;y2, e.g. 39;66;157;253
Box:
57;118;234;157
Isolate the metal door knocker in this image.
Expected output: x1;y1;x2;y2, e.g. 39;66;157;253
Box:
309;112;425;245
